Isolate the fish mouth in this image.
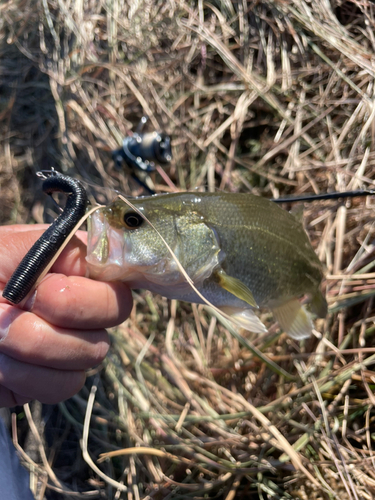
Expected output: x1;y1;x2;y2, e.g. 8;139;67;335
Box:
86;208;178;284
86;208;129;281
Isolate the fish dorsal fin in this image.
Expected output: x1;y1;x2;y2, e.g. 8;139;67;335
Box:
219;306;267;333
215;269;258;308
272;299;313;340
289;204;304;224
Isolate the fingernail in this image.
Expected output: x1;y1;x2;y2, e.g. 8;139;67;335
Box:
0;304;21;341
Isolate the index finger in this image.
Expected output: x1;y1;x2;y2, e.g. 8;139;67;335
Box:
0;226;133;328
0;227;89;287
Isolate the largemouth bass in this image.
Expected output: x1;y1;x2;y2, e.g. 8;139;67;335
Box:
86;192;327;339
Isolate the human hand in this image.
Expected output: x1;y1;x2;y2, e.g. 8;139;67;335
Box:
0;225;133;407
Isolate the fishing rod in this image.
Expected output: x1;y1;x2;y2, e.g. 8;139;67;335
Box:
271;189;375;203
111;116;374;204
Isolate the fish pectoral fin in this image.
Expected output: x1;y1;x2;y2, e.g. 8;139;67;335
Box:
216;269;258;308
272;299;313;340
219;306;267;334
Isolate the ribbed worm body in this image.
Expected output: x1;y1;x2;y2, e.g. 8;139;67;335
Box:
2;171;88;304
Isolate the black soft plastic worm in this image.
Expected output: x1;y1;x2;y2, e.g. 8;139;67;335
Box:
2;171;88;305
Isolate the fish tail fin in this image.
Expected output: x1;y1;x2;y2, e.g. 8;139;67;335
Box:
219;306;268;334
272;299;313;340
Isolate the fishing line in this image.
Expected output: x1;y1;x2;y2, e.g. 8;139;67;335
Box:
115;194;294;380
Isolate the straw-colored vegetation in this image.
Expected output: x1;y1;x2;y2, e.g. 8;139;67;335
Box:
1;0;375;498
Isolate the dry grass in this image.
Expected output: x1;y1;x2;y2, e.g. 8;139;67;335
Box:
1;0;375;498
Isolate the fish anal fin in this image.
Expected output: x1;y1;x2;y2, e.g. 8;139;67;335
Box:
272;299;313;340
216;269;258;308
310;291;328;318
219;306;267;334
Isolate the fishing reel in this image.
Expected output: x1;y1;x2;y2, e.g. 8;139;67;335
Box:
112;116;172;173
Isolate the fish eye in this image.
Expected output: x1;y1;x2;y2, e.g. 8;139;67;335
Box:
123;211;144;229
